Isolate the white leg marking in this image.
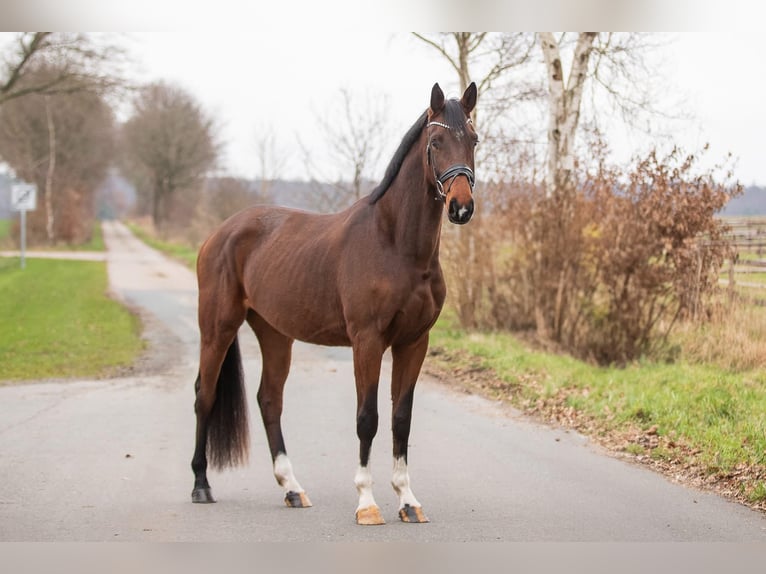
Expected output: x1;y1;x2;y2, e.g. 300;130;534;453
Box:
391;456;421;509
354;465;378;511
273;453;304;493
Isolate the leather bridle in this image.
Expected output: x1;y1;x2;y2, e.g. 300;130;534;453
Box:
426;120;476;202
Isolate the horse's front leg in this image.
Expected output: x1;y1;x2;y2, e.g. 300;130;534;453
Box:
390;334;430;523
352;334;385;525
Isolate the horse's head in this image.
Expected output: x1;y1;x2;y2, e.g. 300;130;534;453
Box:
426;82;478;225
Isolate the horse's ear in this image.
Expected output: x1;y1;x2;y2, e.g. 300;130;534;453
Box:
430;83;445;115
461;82;477;115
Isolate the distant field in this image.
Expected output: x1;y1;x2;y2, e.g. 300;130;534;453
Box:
721;216;766;289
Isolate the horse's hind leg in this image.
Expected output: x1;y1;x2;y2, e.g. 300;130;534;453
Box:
247;311;311;508
390;334;430;523
191;291;248;503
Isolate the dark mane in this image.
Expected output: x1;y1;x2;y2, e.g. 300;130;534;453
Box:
369;99;469;204
369;110;428;204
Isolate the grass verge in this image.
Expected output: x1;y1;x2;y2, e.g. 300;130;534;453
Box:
125;221;198;268
426;310;766;510
0;257;144;381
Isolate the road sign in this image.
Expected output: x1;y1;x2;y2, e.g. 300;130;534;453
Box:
11;183;37;211
10;182;37;269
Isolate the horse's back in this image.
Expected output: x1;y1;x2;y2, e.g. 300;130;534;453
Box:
197;204;358;345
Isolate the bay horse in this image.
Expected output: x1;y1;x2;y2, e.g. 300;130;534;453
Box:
191;82;478;525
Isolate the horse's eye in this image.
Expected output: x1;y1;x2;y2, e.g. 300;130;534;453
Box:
430;139;440;150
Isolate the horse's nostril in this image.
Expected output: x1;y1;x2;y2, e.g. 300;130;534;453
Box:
448;198;474;223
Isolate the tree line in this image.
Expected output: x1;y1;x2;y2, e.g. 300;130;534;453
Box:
0;32;220;244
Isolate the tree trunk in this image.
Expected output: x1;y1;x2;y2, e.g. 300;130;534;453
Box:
535;33;596;340
539;32;596;198
44;95;56;244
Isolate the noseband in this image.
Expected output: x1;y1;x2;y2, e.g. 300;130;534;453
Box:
426;120;476;202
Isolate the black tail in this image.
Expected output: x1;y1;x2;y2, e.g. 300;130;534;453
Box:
207;336;250;470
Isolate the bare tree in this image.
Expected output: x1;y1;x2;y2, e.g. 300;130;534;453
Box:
121;82;219;230
253;122;288;199
302;88;392;212
412;33;544;183
0;32;125;105
0;65;115;244
412;33;540;325
412;33;538;124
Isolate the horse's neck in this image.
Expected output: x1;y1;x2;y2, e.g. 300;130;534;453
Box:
374;150;443;264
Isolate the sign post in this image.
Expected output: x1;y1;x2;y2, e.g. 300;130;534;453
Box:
10;183;37;270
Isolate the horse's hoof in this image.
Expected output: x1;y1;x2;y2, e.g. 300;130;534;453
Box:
191;487;216;503
356;505;385;526
399;504;429;523
284;491;312;508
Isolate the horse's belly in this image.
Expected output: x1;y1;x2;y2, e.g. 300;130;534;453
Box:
251;290;350;346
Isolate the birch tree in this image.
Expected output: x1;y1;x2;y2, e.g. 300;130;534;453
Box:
539;32;597;197
538;32;664;197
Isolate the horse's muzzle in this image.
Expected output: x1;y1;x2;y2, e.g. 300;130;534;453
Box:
448;197;474;225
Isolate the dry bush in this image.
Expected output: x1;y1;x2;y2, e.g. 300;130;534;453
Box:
442;143;741;365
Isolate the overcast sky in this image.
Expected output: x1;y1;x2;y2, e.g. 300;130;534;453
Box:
117;31;766;186
2;30;765;187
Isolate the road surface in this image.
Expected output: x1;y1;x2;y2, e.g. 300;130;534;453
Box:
1;220;765;541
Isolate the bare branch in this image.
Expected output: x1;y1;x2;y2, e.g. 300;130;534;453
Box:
0;32;126;106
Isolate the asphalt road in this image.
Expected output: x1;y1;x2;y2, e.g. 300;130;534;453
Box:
1;220;765;541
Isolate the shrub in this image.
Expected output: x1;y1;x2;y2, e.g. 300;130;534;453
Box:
441;143;741;365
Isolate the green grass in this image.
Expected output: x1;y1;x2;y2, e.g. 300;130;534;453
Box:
125;222;198;268
0;219;10;242
0;257;144;381
429;310;766;476
737;251;765;262
732;272;766;285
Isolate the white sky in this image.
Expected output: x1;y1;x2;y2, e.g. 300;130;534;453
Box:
2;30;765;186
120;31;457;182
119;31;766;186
